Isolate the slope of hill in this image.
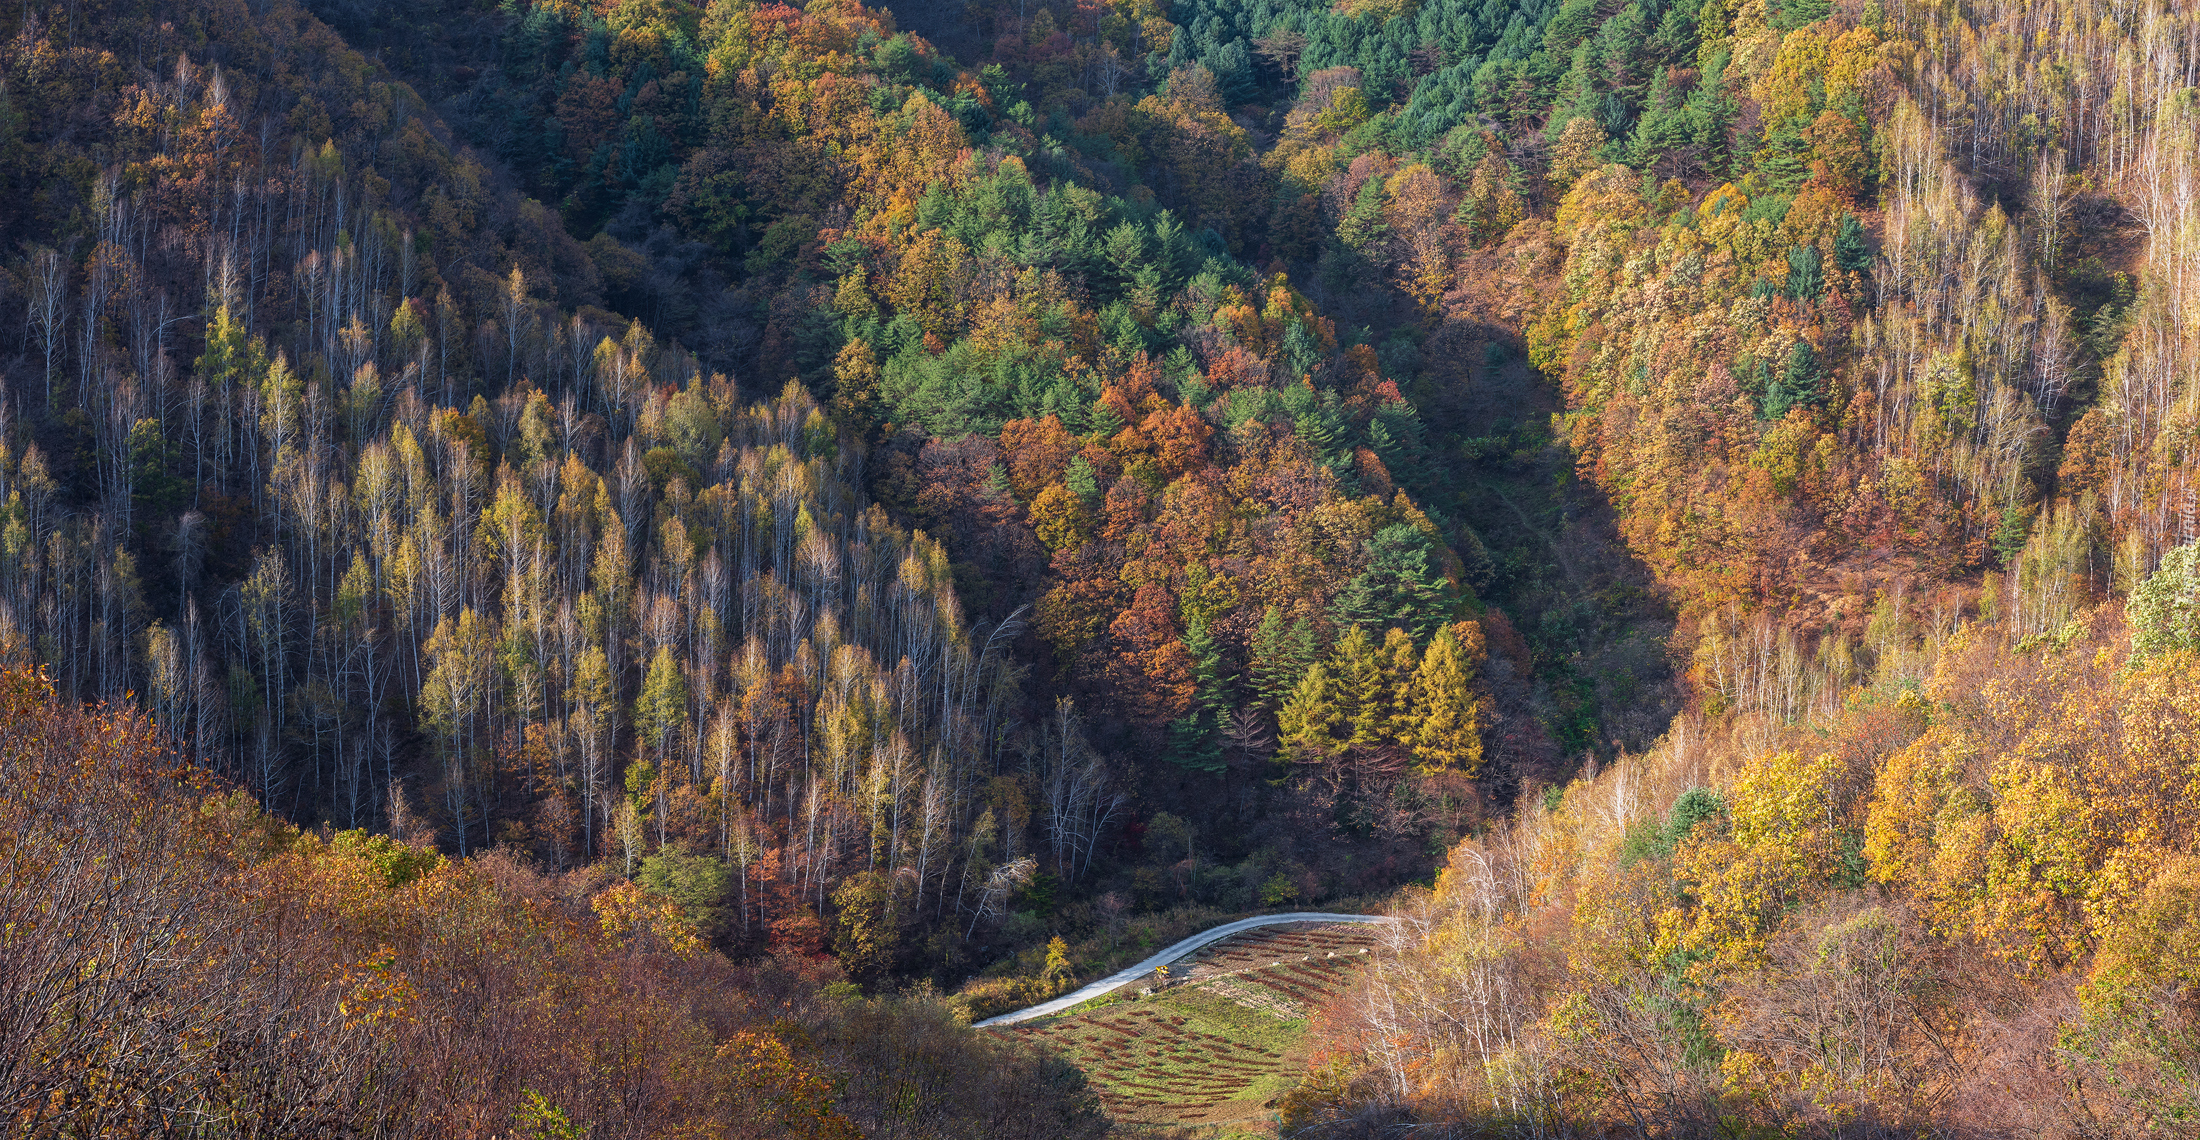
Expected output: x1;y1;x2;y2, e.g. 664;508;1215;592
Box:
6;0;2200;1132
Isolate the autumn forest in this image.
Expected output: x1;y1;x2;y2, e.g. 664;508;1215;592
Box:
3;0;2199;1132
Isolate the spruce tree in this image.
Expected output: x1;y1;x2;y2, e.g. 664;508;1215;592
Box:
1162;712;1226;772
1785;244;1824;300
1251;606;1294;712
1763;341;1824;420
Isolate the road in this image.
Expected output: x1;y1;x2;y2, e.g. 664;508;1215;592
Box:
971;911;1399;1027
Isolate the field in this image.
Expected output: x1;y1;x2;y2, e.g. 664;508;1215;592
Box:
1004;922;1386;1131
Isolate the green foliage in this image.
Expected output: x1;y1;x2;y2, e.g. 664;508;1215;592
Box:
330;829;447;888
636;646;689;759
1784;244;1824;300
1622;788;1727;866
1163;712;1228;772
1834;212;1871;272
2129;543;2200;660
1762;341;1824;420
639;852;735;941
1332;525;1455;639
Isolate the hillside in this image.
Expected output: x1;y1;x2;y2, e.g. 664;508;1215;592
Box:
4;0;2200;1132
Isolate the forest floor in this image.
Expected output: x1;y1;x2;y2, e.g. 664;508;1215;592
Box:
1000;922;1387;1132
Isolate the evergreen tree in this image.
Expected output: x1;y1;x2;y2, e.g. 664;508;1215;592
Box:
1785;244;1824;300
1333;525;1454;639
1251;606;1294;713
1754;114;1813;191
1683;51;1736;175
1161;712;1226;772
1763;340;1824;420
1337;176;1390;250
1834;212;1872;273
1064;455;1101;504
1163;614;1230;772
1285;384;1351;468
1183;614;1229;718
1370;398;1430;483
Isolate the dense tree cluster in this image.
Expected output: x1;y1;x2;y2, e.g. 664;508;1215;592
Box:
10;0;2200;1127
0;663;1103;1137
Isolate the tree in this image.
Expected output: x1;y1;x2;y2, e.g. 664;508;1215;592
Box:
1548;116;1609;192
1833;212;1870;273
1278;662;1345;763
831;869;903;982
1333;525;1453;639
1461;151;1526;245
637;645;690;762
1762;341;1824;420
1042;935;1073;992
570;645;617;855
1784;244;1824;300
1804;109;1869;202
1410;623;1483;773
1029;483;1090;549
2130;543;2200;660
1337;176;1390;252
422;608;497;855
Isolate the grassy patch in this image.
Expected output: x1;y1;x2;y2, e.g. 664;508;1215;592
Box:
1005;922;1383;1129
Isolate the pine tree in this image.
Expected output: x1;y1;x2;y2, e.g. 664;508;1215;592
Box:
1410;624;1483;774
1754;114;1813;192
1834;213;1871;273
1333;525;1454;639
1161;711;1225;772
1785;244;1824;300
1763;341;1824;420
1183;613;1229;718
1370;398;1429;483
1337;176;1390;250
1251;607;1295;712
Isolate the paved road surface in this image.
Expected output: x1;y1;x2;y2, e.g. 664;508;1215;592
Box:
972;911;1399;1027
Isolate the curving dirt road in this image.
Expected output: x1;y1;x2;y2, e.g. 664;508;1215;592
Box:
972;911;1399;1027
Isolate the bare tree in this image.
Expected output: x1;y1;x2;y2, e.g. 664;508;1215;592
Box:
26;247;69;411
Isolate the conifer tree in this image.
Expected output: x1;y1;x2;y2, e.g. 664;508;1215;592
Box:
1378;627;1421;744
1410;623;1483;774
638;645;689;763
1278;661;1345;763
1333;626;1389;750
1334;525;1454;639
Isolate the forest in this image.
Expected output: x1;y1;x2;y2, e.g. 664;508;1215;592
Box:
1;0;2198;1131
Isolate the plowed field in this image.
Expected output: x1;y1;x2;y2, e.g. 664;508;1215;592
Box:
1004;921;1386;1130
